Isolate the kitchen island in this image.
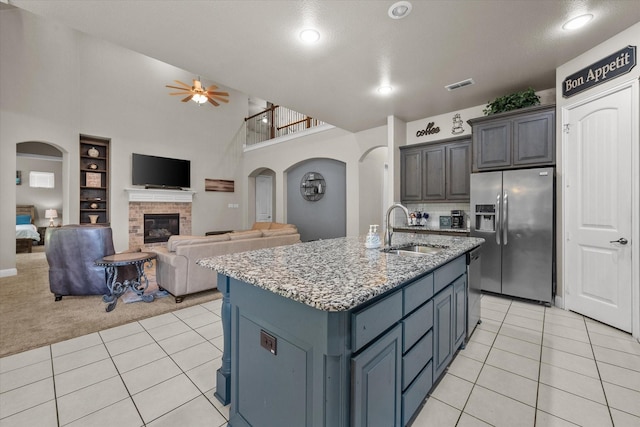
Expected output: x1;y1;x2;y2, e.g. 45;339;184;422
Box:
198;234;483;427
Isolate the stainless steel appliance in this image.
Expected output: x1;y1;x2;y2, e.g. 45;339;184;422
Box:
451;210;465;229
467;247;482;338
470;167;554;303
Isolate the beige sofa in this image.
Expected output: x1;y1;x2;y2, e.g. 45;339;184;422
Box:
152;223;300;302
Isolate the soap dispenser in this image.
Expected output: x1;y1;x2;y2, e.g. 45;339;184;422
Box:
365;224;381;249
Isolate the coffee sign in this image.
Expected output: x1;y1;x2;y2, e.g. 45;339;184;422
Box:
563;46;636;98
416;122;440;137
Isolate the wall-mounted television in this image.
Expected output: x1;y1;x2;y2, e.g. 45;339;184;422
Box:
132;153;191;189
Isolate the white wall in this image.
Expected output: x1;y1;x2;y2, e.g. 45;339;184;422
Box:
0;8;247;275
555;22;640;329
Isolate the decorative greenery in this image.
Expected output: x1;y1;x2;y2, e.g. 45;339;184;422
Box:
483;87;541;115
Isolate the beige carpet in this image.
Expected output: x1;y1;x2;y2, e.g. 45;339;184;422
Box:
0;250;220;358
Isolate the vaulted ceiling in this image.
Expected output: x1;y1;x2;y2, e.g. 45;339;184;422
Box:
8;1;640;132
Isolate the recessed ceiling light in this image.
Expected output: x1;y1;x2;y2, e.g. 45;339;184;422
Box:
299;29;320;43
377;85;393;95
562;14;593;30
388;1;412;19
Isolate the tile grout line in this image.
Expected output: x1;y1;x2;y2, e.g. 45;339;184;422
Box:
452;297;511;426
49;345;61;427
584;317;615;426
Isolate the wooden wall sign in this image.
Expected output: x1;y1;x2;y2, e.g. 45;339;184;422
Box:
205;179;234;192
563;45;636;98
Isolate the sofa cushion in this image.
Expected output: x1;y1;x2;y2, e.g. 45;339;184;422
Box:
270;223;296;230
261;228;297;237
167;234;230;251
229;230;263;240
251;222;272;230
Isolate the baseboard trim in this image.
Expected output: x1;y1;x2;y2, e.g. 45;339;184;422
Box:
0;268;18;278
554;295;564;309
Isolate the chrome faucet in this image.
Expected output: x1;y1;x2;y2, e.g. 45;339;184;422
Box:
385;203;410;247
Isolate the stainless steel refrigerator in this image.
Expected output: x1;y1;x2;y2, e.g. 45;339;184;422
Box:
470;167;554;303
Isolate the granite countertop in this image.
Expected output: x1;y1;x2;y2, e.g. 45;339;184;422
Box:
394;225;471;234
197;234;483;312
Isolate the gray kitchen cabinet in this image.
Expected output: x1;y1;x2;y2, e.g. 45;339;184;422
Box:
401;147;422;201
423;146;446;200
400;136;471;203
446;142;471;200
433;284;453;381
453;275;467;351
352;324;402;427
470;105;555;171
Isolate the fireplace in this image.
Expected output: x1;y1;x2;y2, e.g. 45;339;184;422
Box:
144;213;180;244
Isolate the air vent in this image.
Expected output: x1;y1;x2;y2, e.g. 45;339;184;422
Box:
445;78;475;91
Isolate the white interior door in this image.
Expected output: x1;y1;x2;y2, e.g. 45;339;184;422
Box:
255;175;273;222
564;83;634;332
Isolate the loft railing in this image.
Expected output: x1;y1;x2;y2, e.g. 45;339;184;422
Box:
244;105;326;147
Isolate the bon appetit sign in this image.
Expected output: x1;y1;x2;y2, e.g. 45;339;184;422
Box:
563;46;636;98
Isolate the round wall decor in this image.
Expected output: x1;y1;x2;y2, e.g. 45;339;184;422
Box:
300;172;326;201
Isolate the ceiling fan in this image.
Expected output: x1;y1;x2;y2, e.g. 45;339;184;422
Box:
165;77;229;106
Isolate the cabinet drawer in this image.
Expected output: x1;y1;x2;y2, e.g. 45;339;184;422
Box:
402;360;433;426
402;330;433;390
403;273;434;315
434;256;465;294
352;290;403;352
403;300;433;353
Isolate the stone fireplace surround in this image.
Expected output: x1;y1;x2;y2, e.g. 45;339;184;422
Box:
126;188;194;249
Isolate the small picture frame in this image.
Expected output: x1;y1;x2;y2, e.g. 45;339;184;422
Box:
86;172;102;188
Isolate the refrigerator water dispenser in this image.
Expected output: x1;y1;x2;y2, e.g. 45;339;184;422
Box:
475;204;495;232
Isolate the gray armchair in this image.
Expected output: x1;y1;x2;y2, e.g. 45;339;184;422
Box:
45;225;137;301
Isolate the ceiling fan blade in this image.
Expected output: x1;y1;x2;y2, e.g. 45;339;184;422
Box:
181;95;194;102
210;96;230;103
206;91;229;97
205;85;219;92
207;98;220;106
173;80;191;88
168;92;192;96
166;85;193;91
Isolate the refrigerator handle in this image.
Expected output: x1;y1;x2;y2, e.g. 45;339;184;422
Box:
496;192;501;245
503;192;508;246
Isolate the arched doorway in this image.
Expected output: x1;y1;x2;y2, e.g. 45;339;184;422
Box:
248;168;276;225
16;142;64;250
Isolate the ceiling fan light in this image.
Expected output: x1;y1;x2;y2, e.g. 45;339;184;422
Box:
192;94;208;104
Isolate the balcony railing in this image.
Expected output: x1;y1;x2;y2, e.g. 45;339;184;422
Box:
244;105;326;147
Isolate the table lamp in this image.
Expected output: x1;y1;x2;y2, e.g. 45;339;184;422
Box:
45;209;58;227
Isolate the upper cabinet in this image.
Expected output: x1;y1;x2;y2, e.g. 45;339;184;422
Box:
468;105;555;172
400;136;471;203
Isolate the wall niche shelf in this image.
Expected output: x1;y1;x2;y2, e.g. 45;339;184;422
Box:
300;172;326;202
79;135;110;224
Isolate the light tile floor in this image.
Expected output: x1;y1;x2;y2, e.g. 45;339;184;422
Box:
1;294;639;426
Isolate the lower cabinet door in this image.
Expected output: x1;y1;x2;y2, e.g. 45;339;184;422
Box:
352;324;402;427
453;275;467;351
433;285;454;382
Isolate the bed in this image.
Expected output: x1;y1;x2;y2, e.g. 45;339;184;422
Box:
16;205;40;253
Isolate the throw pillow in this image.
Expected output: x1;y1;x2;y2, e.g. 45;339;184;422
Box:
16;215;31;225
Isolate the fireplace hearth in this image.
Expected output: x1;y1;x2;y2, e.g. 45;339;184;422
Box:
144;213;179;244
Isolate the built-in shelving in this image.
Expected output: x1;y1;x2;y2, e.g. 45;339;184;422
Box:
79;135;110;224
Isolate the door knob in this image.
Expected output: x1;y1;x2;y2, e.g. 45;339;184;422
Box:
609;238;628;245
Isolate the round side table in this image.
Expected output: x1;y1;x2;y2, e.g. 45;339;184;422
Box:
95;252;157;312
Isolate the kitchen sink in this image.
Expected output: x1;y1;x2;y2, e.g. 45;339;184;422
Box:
383;244;446;257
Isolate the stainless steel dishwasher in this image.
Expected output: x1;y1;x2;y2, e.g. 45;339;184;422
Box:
467;247;482;339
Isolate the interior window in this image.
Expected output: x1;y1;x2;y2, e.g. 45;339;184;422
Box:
29;171;55;188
